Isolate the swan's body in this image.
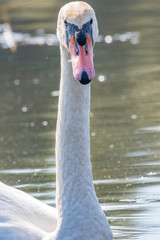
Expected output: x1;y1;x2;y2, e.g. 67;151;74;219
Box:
0;182;57;239
0;2;113;240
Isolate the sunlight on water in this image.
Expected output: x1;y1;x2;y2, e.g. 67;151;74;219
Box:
0;0;160;239
0;23;140;50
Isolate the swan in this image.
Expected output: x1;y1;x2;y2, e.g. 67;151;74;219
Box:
0;2;113;240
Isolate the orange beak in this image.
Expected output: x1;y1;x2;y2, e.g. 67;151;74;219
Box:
69;33;95;85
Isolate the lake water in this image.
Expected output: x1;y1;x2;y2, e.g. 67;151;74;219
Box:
0;0;160;239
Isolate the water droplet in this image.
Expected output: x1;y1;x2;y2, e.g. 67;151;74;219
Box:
50;90;59;97
98;75;107;82
42;121;48;126
109;144;114;149
21;106;28;112
33;78;40;85
105;35;113;44
14;79;20;86
91;132;96;137
131;114;138;120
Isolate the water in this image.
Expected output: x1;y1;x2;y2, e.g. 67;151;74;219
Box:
0;0;160;239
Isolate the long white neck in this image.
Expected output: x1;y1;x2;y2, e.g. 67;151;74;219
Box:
56;45;99;217
53;45;112;240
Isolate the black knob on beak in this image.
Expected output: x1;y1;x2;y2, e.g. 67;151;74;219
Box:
75;31;86;46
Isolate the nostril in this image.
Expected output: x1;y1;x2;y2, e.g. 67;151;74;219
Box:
85;43;88;54
75;41;79;55
80;71;91;85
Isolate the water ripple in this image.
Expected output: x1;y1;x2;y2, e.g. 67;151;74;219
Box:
138;126;160;132
0;167;56;174
94;176;160;185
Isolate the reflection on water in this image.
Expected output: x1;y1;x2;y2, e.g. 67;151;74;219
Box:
0;23;140;50
0;0;160;239
0;23;59;50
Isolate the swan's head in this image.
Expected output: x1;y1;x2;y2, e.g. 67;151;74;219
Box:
57;1;98;85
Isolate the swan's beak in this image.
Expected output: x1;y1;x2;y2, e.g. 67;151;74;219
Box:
69;32;95;85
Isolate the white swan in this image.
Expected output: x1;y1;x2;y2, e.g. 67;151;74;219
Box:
0;2;113;240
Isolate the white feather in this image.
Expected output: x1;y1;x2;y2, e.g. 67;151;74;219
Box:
0;2;113;240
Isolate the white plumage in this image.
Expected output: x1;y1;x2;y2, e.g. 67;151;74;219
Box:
0;2;113;239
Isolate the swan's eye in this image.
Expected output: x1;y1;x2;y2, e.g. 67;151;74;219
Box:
90;18;93;24
64;20;68;26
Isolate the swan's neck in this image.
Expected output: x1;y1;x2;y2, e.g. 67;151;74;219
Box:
53;45;112;240
56;45;98;218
